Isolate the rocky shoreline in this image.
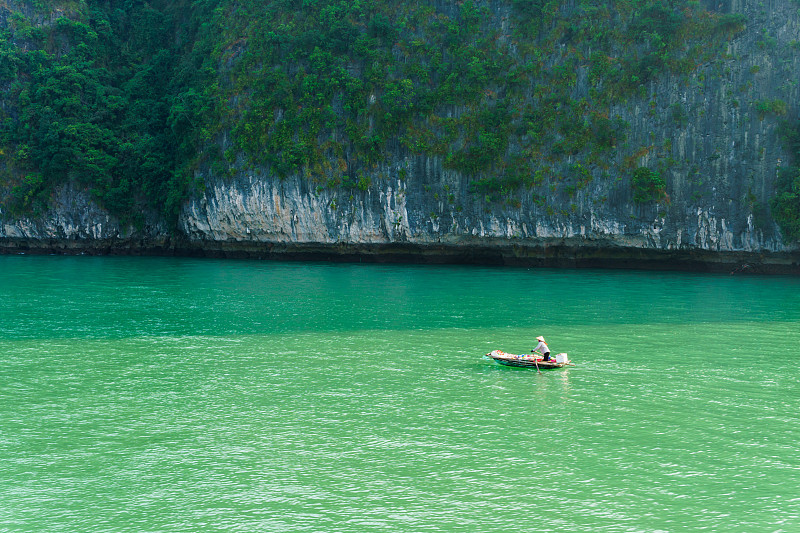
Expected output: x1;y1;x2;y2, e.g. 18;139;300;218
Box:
2;236;798;275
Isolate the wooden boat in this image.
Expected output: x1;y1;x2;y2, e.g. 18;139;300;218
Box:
486;349;574;369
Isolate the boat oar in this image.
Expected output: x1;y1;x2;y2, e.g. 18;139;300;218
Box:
531;350;541;373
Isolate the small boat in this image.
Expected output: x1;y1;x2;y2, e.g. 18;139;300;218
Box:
486;349;574;369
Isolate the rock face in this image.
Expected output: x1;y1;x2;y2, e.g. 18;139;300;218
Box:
173;156;797;272
1;0;800;272
0;185;170;254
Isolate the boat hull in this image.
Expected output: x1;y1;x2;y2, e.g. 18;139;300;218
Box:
486;350;573;369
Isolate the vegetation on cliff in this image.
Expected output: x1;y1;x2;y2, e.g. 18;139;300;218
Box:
3;0;785;236
0;1;219;226
772;123;800;241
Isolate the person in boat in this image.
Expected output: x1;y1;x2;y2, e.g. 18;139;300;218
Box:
532;336;551;361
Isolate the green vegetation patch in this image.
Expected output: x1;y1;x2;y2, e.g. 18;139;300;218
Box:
631;167;668;204
0;1;220;226
770;169;800;241
772;121;800;242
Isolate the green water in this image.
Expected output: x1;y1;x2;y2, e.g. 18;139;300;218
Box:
1;256;799;532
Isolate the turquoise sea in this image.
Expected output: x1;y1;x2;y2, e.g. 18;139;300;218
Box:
1;255;799;532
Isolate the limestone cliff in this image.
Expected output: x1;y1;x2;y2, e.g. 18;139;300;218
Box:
1;0;799;272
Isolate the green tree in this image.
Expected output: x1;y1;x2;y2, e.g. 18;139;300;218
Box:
632;167;668;204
